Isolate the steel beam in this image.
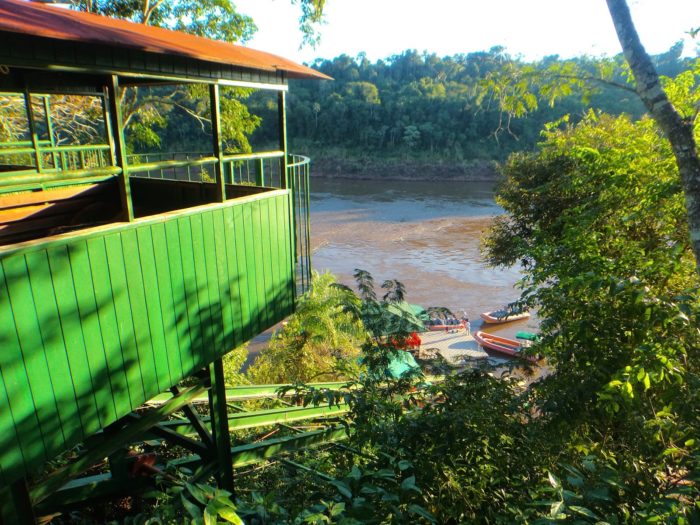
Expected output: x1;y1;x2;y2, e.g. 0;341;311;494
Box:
208;360;234;492
30;383;208;505
170;425;347;471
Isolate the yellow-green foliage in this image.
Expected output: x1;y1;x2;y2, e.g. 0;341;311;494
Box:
248;272;366;384
221;343;250;386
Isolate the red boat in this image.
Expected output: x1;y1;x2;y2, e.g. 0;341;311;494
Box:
473;330;536;362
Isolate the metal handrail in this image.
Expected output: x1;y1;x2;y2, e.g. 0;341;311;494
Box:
0;166;122;188
287;154;310;168
0;143;110;155
222;150;284;162
127;156;218;173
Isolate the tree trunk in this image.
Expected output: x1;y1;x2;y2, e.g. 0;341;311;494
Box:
606;0;700;274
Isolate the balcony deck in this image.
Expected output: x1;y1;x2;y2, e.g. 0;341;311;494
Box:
0;185;298;485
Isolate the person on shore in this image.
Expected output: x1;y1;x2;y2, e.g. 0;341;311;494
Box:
461;311;470;335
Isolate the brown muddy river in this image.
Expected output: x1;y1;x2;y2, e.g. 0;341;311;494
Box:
309;178;538;337
246;177;540;363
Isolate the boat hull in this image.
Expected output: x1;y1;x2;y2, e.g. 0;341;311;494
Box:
480;310;530;324
473;330;537;362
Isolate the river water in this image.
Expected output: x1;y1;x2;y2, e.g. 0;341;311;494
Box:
246;177;538;363
309;178;537;338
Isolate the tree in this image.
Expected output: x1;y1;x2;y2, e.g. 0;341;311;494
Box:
606;0;700;274
482;110;700;521
247;272;365;384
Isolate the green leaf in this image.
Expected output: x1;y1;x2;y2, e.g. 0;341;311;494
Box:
397;460;412;471
550;500;564;517
329;502;346;517
408;504;436;522
548;471;562;489
348;465;362;480
181;493;202;519
331;480;353;499
569;505;600;519
186;483;209;505
203;505;215;525
218;506;244;524
401;475;417;491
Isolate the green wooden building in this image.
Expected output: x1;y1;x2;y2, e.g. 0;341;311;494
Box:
0;0;329;519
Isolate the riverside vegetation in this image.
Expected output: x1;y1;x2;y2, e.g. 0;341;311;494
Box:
25;2;699;522
92;102;700;521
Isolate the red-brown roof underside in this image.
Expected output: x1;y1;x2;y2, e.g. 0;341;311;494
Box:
0;0;331;80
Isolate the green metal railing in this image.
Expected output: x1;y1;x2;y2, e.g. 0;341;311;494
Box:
126;150;313;292
127;150;285;188
0;140;111;175
289;154;312;292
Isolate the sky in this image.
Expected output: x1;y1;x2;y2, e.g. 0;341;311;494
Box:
234;0;700;65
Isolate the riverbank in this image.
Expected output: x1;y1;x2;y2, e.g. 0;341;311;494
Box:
309;155;500;181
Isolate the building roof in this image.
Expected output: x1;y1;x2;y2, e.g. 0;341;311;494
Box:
0;0;331;80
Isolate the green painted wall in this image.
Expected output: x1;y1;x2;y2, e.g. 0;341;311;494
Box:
0;190;294;485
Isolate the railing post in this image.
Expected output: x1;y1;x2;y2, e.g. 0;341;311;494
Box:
43;96;60;171
106;75;134;221
254;157;264;186
278;90;297;302
209;84;226;202
23;90;43;173
278;91;288;189
102;88;118;167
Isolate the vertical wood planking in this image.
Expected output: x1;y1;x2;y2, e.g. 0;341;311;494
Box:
226;206;246;346
23;252;71;451
251;201;267;332
282;195;294;315
104;234;145;407
150;223;184;383
165;220;194;374
261;199;276;326
66;242;118;427
47;246;102;438
269;196;284;316
190;213;214;367
0;258;48;478
263;199;276;329
176;217;202;370
242;203;259;337
135;227;172;391
232;204;251;342
0;365;24;485
119;230;159;399
212;209;235;354
279;194;294;315
0;193;296;485
86;237;133;412
5;255;62;459
201;212;225;361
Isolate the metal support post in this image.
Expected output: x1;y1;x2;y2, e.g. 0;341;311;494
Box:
208;359;234;493
106;75;134;221
42;96;61;170
278;91;288;189
209;84;226;202
23;90;43;173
